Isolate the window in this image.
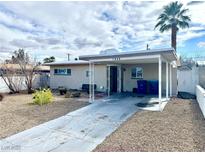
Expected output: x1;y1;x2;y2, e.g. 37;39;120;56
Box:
86;70;90;77
131;67;143;79
54;68;71;75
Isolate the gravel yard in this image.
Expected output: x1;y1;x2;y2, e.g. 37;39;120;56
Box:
94;98;205;152
0;94;89;139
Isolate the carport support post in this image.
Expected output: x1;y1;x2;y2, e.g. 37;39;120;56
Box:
92;62;95;102
166;61;168;100
107;65;110;97
89;61;92;103
170;63;172;97
158;56;162;106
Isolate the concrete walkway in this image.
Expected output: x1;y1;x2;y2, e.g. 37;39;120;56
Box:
0;96;141;152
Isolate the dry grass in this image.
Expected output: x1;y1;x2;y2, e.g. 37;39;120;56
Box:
0;93;89;139
94;98;205;152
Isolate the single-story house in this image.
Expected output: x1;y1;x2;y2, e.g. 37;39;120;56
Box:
0;64;50;74
46;48;178;104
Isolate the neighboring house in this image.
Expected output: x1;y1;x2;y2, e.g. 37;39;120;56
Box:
0;64;50;74
46;48;178;103
0;64;50;92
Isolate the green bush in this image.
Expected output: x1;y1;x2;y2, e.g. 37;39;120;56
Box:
32;89;53;105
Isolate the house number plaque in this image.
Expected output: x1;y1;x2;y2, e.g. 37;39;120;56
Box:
112;57;121;61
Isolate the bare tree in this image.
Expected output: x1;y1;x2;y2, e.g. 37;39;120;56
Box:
0;62;22;93
12;49;40;94
0;49;40;94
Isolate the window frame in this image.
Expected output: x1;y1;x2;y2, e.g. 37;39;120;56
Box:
86;70;90;77
131;67;143;79
54;68;71;76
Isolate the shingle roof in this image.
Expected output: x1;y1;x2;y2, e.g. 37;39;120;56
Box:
0;64;50;71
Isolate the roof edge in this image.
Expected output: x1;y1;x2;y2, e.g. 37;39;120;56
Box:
79;47;176;60
43;60;89;66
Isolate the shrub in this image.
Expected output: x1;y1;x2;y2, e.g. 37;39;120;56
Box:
32;89;53;105
0;93;3;101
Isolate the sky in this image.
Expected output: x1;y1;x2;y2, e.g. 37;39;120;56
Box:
0;1;205;62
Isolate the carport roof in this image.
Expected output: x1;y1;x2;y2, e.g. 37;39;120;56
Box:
79;48;178;62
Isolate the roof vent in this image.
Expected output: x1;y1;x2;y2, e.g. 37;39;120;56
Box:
99;48;119;55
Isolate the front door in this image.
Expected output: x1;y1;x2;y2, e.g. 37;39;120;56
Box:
110;66;118;93
107;65;122;95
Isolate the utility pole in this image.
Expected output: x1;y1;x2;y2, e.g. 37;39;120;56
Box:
146;44;150;50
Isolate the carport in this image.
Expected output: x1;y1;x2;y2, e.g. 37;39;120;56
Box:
79;48;178;107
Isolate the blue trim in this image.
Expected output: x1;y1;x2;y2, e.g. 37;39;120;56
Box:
54;73;71;76
54;68;71;76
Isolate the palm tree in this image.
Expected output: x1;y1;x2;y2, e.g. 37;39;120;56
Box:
155;1;191;51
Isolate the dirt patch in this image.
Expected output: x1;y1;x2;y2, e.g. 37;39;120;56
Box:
0;94;89;139
94;98;205;152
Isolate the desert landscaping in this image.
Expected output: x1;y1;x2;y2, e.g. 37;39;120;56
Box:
94;98;205;152
0;93;89;139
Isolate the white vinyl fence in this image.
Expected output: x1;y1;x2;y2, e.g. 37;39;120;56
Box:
0;74;50;93
196;85;205;118
178;66;199;94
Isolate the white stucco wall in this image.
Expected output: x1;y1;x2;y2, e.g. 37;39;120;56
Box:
50;63;177;95
122;63;177;95
50;64;107;92
196;85;205;118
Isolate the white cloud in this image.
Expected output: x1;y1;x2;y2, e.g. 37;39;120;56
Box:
197;42;205;48
0;1;204;61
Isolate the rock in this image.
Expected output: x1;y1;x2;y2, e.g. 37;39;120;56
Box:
65;91;81;98
65;92;71;98
71;92;81;98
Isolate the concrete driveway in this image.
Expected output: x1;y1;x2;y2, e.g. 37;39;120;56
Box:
0;95;141;152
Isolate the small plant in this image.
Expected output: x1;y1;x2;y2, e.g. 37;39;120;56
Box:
0;93;3;101
32;89;53;105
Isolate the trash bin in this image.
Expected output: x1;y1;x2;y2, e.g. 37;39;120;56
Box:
137;80;147;94
148;80;158;95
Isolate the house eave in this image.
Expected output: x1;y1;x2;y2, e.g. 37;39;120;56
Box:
79;48;178;62
43;60;89;66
